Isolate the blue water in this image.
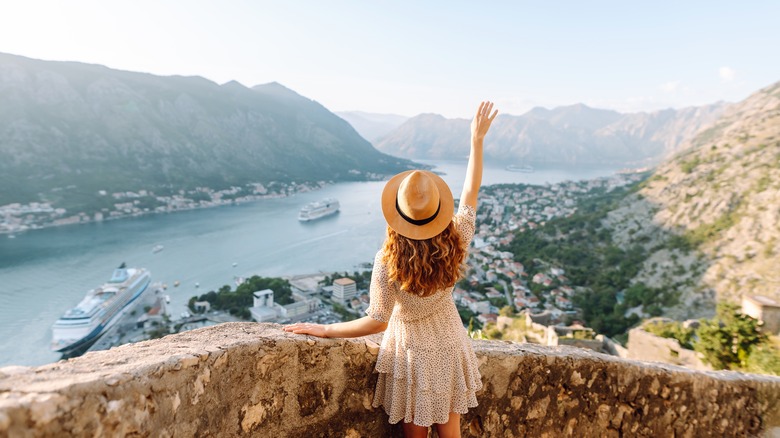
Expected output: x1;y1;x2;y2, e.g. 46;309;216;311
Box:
0;160;619;366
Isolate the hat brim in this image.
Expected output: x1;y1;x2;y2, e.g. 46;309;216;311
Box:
381;170;455;240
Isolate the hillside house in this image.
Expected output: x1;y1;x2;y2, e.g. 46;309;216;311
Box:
742;295;780;334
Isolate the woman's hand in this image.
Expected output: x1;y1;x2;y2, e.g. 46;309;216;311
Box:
471;101;498;142
283;322;329;338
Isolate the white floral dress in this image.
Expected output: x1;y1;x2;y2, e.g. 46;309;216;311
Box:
366;203;482;427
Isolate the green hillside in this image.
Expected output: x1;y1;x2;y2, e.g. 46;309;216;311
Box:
0;53;414;213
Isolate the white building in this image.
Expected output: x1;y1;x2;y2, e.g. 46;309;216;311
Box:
278;298;322;319
333;278;357;304
193;301;211;313
468;300;492;315
251;288;322;322
250;289;277;322
742;295;780;334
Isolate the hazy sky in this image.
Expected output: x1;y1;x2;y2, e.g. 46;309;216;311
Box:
1;1;779;117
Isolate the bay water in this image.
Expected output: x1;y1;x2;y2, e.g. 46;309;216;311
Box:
0;160;619;366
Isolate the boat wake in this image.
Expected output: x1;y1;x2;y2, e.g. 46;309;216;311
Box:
284;229;350;250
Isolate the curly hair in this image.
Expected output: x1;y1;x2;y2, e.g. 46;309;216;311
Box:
381;221;466;297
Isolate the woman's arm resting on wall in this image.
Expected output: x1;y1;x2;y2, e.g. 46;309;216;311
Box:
283;316;387;338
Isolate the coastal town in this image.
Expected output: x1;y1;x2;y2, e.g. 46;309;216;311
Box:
168;172;646;351
51;170;780;373
0;180;327;235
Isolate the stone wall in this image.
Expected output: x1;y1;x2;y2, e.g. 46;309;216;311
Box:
598;334;630;358
2;323;780;437
627;327;711;371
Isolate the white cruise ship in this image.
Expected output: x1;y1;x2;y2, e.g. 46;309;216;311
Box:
506;164;534;173
298;198;340;221
50;263;151;354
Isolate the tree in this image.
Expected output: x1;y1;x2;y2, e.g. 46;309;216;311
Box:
694;303;767;370
644;320;694;349
189;275;295;320
499;306;515;317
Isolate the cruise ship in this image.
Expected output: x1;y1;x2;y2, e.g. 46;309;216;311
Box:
506;164;534;173
50;263;151;355
298;198;340;221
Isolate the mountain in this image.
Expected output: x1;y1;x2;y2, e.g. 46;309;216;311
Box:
604;80;780;315
375;103;726;165
335;111;409;144
375;113;471;159
0;53;414;211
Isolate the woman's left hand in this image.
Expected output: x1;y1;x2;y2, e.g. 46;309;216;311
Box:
283;322;329;338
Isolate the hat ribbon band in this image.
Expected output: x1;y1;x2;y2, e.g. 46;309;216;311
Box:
395;198;440;226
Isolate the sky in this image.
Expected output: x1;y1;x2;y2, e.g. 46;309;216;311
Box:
1;1;779;118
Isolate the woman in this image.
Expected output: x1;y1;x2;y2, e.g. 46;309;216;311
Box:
284;101;498;437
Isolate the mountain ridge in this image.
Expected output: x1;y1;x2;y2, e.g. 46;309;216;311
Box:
375;102;728;166
603;80;780;316
0;52;415;212
335;111;409;144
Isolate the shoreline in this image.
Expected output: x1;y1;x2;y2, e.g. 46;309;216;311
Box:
1;181;333;237
2;193;291;235
1;169;423;237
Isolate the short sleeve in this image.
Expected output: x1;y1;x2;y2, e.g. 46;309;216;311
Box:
365;251;395;323
454;203;476;249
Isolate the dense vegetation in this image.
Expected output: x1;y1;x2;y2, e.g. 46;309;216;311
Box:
693;303;770;371
188;276;293;320
504;185;679;337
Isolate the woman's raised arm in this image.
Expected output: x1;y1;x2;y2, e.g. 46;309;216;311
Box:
460;101;498;209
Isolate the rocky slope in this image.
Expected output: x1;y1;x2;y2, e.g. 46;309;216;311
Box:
375;103;726;165
0;53;413;209
605;80;780;315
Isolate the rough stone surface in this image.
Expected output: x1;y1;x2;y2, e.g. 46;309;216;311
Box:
1;323;779;437
627;327;711;371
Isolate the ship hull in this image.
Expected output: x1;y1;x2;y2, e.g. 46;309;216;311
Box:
298;209;339;221
506;165;534;173
51;270;151;355
298;198;340;221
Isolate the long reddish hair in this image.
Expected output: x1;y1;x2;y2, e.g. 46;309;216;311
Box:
381;222;466;297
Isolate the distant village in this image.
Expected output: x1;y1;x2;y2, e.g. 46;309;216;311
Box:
0;181;325;235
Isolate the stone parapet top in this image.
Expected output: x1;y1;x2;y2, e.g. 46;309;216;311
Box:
1;322;779;437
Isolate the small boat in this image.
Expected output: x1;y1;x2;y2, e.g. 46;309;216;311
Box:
195;282;200;288
506;164;534;173
232;262;238;267
173;280;180;287
152;244;164;254
165;295;171;304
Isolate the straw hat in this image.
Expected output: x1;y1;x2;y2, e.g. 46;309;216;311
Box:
381;170;454;240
